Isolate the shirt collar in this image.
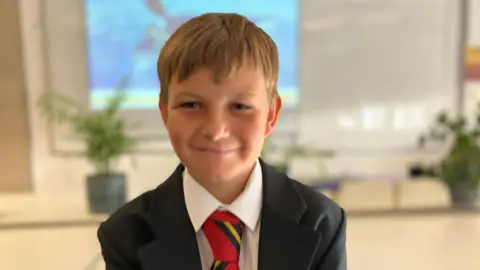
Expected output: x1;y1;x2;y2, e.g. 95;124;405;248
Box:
183;160;263;232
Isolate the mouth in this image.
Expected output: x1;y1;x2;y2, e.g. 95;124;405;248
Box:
192;147;237;155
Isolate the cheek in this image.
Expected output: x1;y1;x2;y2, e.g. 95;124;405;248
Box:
234;115;267;144
165;115;191;143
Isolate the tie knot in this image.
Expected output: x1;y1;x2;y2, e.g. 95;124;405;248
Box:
203;210;245;263
208;210;243;225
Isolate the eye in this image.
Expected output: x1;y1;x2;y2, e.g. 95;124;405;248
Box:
232;103;251;110
179;102;200;109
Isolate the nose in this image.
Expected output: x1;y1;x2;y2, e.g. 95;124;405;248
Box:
201;110;230;141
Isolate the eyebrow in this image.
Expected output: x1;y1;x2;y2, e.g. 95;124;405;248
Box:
173;91;202;99
173;90;258;99
235;92;257;98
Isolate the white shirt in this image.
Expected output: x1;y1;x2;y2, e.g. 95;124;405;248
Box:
183;160;263;270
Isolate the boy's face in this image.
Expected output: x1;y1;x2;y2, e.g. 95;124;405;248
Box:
159;63;281;184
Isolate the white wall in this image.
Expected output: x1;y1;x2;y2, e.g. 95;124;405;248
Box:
468;0;480;45
20;0;472;199
465;0;480;120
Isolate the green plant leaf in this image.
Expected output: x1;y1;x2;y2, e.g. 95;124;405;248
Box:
436;111;449;125
417;106;480;188
37;77;138;174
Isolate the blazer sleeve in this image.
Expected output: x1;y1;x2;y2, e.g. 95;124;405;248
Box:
97;223;138;270
315;208;347;270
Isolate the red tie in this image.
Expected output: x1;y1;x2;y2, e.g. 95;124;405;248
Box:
202;210;245;270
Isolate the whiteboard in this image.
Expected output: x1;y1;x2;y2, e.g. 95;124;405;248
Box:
298;0;461;151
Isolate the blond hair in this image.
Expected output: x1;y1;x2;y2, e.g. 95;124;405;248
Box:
157;13;279;102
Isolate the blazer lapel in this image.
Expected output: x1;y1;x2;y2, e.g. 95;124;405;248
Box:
258;160;322;270
137;164;203;270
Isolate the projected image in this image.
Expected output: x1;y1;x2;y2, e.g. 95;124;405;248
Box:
86;0;299;109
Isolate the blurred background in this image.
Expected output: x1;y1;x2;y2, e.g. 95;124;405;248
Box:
1;0;480;269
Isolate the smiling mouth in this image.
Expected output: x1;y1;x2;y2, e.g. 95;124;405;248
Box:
193;147;237;154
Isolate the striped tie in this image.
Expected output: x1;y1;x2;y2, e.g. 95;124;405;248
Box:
202;210;245;270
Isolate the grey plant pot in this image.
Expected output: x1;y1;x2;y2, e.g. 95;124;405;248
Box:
86;173;127;214
449;183;479;208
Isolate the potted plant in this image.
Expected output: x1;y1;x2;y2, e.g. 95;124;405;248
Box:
37;79;137;214
418;106;480;207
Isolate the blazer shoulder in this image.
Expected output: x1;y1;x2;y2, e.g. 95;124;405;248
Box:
96;190;157;269
289;179;348;269
103;188;153;224
289;178;345;230
99;189;155;246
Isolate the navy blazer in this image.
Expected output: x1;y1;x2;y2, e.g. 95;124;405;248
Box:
97;159;347;269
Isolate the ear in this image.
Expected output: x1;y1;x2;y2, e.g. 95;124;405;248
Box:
159;99;169;126
265;94;282;137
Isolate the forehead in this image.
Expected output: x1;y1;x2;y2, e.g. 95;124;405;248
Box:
171;64;266;93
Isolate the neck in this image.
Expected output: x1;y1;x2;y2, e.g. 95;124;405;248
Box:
192;164;255;205
208;176;249;205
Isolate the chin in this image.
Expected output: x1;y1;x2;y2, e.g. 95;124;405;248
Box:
202;163;236;177
178;148;255;178
186;158;236;177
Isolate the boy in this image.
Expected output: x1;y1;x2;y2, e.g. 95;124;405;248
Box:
98;13;347;270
